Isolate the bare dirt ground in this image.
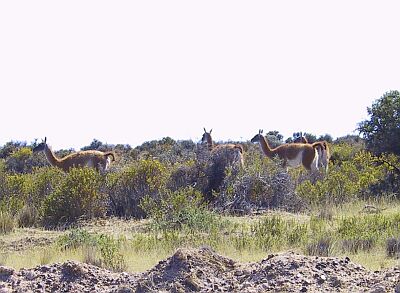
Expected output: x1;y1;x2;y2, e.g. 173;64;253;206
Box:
0;246;399;292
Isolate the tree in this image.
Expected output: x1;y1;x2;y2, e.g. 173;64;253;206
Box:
81;139;104;151
358;90;400;156
265;130;284;148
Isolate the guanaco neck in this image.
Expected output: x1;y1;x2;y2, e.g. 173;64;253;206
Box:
205;134;214;151
258;135;275;158
43;144;63;168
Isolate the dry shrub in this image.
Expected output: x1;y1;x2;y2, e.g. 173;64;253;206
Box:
213;148;305;214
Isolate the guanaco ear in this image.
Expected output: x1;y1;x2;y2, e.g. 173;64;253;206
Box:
44;137;47;143
259;129;263;135
209;129;212;134
203;127;207;133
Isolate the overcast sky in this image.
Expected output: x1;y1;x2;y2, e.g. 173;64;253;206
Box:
1;1;399;150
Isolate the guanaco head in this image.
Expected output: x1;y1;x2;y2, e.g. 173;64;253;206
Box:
250;129;263;143
33;137;47;153
201;128;213;144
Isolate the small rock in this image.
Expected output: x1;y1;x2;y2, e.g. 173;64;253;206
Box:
39;265;51;273
316;273;326;284
395;282;400;293
116;286;134;293
329;276;342;288
300;286;308;292
368;285;386;293
0;267;14;278
61;262;87;279
234;270;243;276
24;271;36;281
184;274;200;291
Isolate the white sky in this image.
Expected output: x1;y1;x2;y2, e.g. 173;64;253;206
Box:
1;1;399;150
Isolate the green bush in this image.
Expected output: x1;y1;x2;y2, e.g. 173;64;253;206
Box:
0;166;64;227
58;229;126;272
25;167;64;209
106;159;169;218
5;147;34;173
140;186;217;231
296;150;385;204
17;205;39;228
0;173;26;214
0;211;16;234
132;137;197;164
58;228;97;250
41;168;106;227
97;234;126;272
337;214;396;243
306;236;334;257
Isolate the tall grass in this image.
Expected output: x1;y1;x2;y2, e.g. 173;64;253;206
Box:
0;211;16;234
3;201;400;271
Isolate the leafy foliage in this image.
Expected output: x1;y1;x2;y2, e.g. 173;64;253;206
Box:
41;168;106;227
296;150;385;204
0;211;16;234
106;159;169;218
140;186;216;231
58;229;126;271
358;90;400;155
0;123;398;229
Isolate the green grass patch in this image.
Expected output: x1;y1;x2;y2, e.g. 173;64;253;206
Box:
2;200;400;272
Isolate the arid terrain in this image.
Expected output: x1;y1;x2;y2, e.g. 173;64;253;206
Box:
0;246;399;292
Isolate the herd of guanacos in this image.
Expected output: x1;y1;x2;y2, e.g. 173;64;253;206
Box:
32;128;330;174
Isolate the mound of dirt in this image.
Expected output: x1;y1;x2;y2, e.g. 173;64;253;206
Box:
0;247;399;292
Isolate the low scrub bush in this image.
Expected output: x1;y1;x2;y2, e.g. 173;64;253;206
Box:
5;147;37;173
215;148;304;214
106;159;169;218
132;138;197;164
341;238;374;253
167;160;206;192
25;167;64;209
306;236;334;257
58;229;126;271
0;173;29;215
0;211;16;234
386;237;400;258
337;213;400;255
17;204;39;228
58;228;97;250
41;168;107;228
0;166;63;227
96;234;127;272
296;151;385;204
251;216;286;250
140;186;219;231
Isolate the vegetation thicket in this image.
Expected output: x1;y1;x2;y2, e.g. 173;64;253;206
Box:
0;91;399;271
